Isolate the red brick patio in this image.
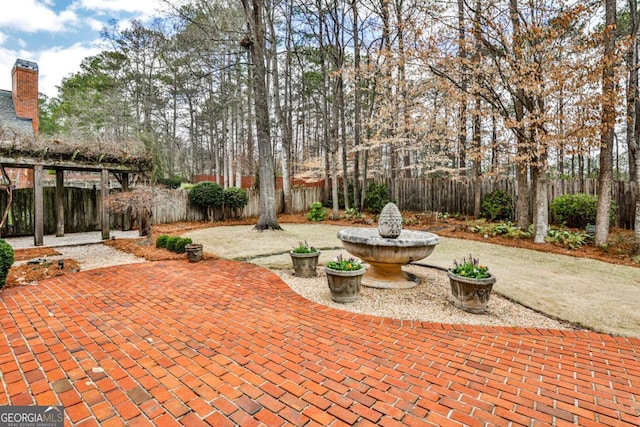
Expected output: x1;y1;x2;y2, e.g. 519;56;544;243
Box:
1;259;639;426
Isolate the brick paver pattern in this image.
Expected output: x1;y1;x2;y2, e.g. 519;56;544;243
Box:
1;259;639;426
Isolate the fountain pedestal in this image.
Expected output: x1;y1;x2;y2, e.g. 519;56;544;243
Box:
338;228;440;289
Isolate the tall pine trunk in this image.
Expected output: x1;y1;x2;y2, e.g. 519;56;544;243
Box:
595;0;617;246
242;0;281;230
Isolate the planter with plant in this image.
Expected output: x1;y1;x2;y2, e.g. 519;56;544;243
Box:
325;255;365;303
447;255;496;313
290;241;320;277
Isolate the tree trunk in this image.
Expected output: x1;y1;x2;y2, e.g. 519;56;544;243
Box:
457;0;467;172
472;1;482;219
269;3;293;214
352;0;362;210
532;157;548;243
241;0;281;231
330;78;341;220
510;0;531;228
626;0;640;251
340;79;350;211
595;0;617;246
472;97;482;219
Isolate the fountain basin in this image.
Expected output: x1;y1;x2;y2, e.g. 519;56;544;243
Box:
337;228;440;289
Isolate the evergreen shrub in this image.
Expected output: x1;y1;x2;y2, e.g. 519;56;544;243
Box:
550;194;616;228
224;187;249;210
0;239;14;288
480;190;514;221
363;182;390;214
156;234;170;249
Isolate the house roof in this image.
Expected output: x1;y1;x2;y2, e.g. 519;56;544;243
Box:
0;89;34;137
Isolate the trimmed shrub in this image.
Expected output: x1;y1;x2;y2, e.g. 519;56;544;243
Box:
363;182;390;214
480;190;515;221
166;236;180;252
174;238;193;254
156;234;170;249
189;181;225;220
550;193;617;228
189;181;224;209
224;187;249;210
0;239;14;288
159;236;193;254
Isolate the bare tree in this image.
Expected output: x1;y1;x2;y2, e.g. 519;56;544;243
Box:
241;0;281;230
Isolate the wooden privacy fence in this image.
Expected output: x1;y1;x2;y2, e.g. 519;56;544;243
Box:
153;186;325;224
152;188;205;223
0;187;105;236
0;186;326;236
388;178;636;229
0;178;635;237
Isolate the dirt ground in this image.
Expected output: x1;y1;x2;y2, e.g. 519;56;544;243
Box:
6;211;638;286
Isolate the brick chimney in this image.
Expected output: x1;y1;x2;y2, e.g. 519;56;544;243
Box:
11;59;39;138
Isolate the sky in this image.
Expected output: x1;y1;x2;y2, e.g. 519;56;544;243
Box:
0;0;167;98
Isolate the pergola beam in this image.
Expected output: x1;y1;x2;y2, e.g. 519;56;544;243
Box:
0;155;147;173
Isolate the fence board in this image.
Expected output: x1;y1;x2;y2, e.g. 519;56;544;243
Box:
0;178;636;237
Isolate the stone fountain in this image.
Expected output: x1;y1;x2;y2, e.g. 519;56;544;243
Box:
337;203;440;289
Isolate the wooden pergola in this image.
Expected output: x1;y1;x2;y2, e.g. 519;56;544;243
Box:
0;152;152;246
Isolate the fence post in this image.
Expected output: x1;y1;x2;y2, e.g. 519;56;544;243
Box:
55;170;64;237
101;169;110;240
33;164;44;246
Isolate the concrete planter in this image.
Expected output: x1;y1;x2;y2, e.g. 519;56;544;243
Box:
325;267;365;303
290;251;320;277
448;271;496;314
185;243;203;263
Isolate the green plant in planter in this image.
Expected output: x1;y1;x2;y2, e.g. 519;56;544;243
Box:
307;201;327;222
292;241;317;254
0;239;14;288
450;254;490;279
326;254;363;271
448;254;495;313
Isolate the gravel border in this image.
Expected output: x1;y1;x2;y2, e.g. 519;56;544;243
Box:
14;244;144;272
274;264;579;330
11;239;580;331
